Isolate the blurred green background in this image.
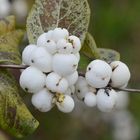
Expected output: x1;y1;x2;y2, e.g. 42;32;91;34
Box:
1;0;140;140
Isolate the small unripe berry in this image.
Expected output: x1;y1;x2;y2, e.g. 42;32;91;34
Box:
20;67;46;93
31;89;54;112
110;61;131;88
52;54;78;76
30;47;52;73
46;72;68;94
96;89;117;112
68;35;81;53
65;71;78;86
22;44;37;65
84;92;97;107
86;59;112;88
56;94;75;113
52;28;69;42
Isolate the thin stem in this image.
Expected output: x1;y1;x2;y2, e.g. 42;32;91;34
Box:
114;88;140;93
0;64;27;69
79;72;140;93
0;64;140;93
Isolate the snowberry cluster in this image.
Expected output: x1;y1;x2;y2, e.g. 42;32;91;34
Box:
75;59;131;112
20;28;81;113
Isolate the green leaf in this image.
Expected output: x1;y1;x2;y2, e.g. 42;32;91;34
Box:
78;54;91;72
0;30;24;64
81;32;100;59
0;16;39;138
79;33;120;71
98;48;120;63
0;16;16;36
79;33;100;71
27;0;90;44
0;70;39;138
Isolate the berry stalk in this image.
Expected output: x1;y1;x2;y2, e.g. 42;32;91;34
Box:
0;64;140;93
0;64;28;69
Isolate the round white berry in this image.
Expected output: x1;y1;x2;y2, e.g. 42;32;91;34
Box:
57;39;73;54
68;35;81;53
65;71;78;86
20;66;46;93
37;32;57;54
84;92;97;107
37;31;53;46
30;47;52;73
52;28;69;42
52;54;78;76
96;89;117;112
86;59;112;88
75;53;80;62
22;44;37;65
75;76;89;100
115;91;129;110
110;61;131;88
44;40;57;55
31;89;54;112
56;94;75;113
46;72;68;94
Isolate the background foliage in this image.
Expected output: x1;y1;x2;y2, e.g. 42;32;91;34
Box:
0;0;140;140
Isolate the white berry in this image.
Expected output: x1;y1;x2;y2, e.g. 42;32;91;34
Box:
57;39;73;54
30;47;52;73
110;61;131;88
86;59;112;88
52;54;78;76
68;35;81;53
56;94;75;113
65;71;78;86
37;31;53;46
44;40;57;55
20;66;46;93
31;89;54;112
22;44;37;65
96;89;117;112
37;32;57;54
75;76;89;100
84;92;97;107
46;72;68;94
52;28;69;42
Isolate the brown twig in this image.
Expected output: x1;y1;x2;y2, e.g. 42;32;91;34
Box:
0;64;140;93
114;87;140;93
0;64;28;69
